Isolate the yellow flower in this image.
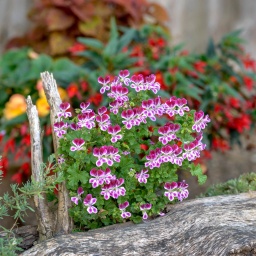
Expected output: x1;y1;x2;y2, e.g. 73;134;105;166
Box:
36;97;50;117
36;81;68;117
3;94;27;120
58;87;68;101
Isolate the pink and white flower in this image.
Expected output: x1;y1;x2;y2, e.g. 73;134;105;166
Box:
108;125;122;143
89;168;105;188
54;121;68;138
98;75;110;94
77;112;95;129
71;187;84;205
107;85;129;102
109;99;124;115
192;110;211;132
70;138;85;151
140;203;152;220
58;102;72;118
130;74;144;92
93;146;121;167
158;123;180;145
96;114;111;131
119;201;131;218
164;180;189;202
135;169;149;184
80;102;93;114
83;194;98;214
119;70;130;86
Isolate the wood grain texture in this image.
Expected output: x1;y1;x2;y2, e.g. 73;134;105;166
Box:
41;72;73;235
26;96;55;240
21;192;256;256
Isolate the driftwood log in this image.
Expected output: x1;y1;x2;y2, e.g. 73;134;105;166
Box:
21;192;256;256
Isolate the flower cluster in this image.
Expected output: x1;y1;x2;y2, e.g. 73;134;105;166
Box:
55;70;210;229
164;181;189;202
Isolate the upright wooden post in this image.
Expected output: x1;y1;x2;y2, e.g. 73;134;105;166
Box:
26;96;55;240
40;72;73;234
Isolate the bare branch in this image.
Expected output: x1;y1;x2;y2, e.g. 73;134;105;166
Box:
40;72;73;234
26;96;54;240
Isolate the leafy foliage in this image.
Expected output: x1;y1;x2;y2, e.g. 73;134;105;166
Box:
56;70;208;229
5;0;169;57
0;155;58;254
199;172;256;197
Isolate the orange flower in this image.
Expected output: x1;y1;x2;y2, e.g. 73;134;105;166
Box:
3;94;27;120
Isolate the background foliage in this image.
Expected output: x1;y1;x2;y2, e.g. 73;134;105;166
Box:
0;0;256;185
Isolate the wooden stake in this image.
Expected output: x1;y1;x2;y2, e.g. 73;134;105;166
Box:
26;96;54;240
40;72;73;234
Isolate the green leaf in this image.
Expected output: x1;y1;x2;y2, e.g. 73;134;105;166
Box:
221;82;243;100
52;58;84;87
190;164;207;185
206;38;216;58
0;114;27;129
77;37;104;50
117;28;136;52
28;54;53;80
103;18;119;56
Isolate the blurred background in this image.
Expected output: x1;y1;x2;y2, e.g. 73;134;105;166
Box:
0;0;256;228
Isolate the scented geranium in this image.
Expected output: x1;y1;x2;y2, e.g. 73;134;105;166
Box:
55;70;210;230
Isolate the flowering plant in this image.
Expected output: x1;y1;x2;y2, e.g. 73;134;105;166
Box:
55;70;209;229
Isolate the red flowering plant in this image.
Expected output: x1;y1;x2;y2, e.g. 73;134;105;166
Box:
55;70;209;229
0;48;84;182
149;30;256;154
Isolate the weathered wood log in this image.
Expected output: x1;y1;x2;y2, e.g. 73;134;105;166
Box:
14;225;39;251
40;72;73;235
26;97;55;240
21;192;256;256
0;225;38;252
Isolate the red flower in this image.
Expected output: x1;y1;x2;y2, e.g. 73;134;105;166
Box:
229;97;240;109
140;144;149;151
243;55;256;71
212;138;230;152
45;125;52;136
89;93;102;106
130;45;144;66
21;134;31;146
0;157;8;177
4;138;15;154
186;70;199;79
227;114;251;133
11;172;23;184
243;76;254;91
214;103;222;113
80;81;88;92
20;162;30;175
194;61;206;73
229;76;237;83
67;83;82;99
155;72;167;90
233;114;251;133
69;42;86;54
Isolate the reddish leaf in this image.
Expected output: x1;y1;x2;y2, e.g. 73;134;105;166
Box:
70;3;94;22
46;8;75;31
146;3;169;22
49;32;74;55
